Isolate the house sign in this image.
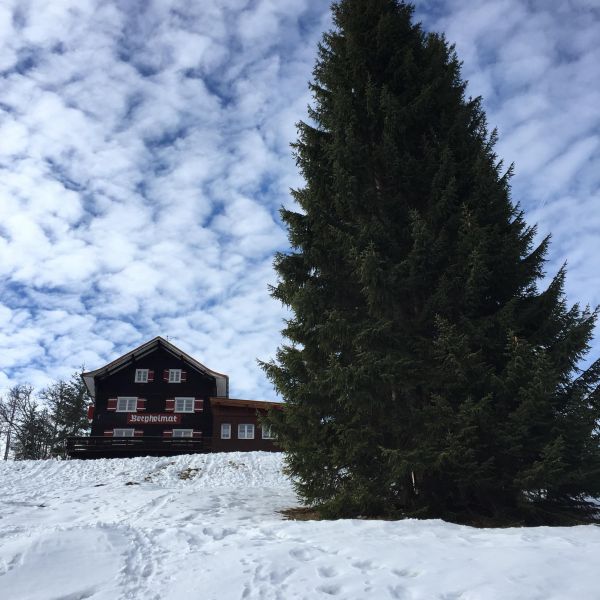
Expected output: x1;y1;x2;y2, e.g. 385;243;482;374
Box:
127;413;182;425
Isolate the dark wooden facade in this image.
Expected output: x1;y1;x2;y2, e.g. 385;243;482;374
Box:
210;398;282;453
68;337;280;458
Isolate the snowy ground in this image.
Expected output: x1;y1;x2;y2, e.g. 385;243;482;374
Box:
1;453;599;600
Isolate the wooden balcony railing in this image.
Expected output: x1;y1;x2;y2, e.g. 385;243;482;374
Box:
66;436;210;457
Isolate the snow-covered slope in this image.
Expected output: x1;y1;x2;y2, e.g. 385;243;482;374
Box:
1;452;599;600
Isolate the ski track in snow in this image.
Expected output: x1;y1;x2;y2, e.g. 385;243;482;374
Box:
1;452;599;600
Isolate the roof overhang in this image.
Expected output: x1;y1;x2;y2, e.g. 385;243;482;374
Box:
209;397;282;411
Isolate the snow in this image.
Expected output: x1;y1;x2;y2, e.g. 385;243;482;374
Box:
1;453;599;599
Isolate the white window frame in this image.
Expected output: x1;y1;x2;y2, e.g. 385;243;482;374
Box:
172;429;193;438
168;369;182;383
116;396;137;412
174;397;194;413
221;423;231;439
135;369;148;383
262;425;275;440
113;428;134;437
238;424;254;440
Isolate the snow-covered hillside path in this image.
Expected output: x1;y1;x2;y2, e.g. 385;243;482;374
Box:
1;452;599;600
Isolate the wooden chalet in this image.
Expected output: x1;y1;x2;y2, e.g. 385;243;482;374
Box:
67;337;281;458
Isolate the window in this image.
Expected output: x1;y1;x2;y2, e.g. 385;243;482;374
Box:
221;423;231;439
174;397;194;413
135;369;148;383
117;397;137;412
262;425;275;440
238;424;254;439
113;428;134;437
169;369;182;383
172;429;193;438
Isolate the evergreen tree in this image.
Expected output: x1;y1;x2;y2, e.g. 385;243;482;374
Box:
262;0;600;524
12;401;52;461
40;371;90;457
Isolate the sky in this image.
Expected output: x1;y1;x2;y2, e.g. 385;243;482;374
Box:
0;0;598;402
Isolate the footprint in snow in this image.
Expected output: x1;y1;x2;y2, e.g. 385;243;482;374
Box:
393;567;420;578
317;583;341;596
269;566;295;584
289;547;315;562
389;584;408;599
202;526;236;541
318;566;338;579
352;559;374;572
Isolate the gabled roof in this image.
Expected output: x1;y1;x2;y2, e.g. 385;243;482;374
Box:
82;336;229;398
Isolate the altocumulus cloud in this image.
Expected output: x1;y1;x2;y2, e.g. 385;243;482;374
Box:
0;0;598;399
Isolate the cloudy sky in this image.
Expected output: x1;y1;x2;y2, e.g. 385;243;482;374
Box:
0;0;598;401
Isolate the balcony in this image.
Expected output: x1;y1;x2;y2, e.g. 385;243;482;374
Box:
66;436;210;458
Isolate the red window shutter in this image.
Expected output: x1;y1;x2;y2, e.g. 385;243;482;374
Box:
107;399;117;411
137;398;146;411
163;369;169;381
194;398;203;412
148;370;154;382
181;370;187;382
103;430;113;437
134;430;143;437
87;405;95;421
193;431;202;438
165;399;175;412
163;430;173;437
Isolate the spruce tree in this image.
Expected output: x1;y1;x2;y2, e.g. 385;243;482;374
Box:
40;371;90;457
262;0;600;524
